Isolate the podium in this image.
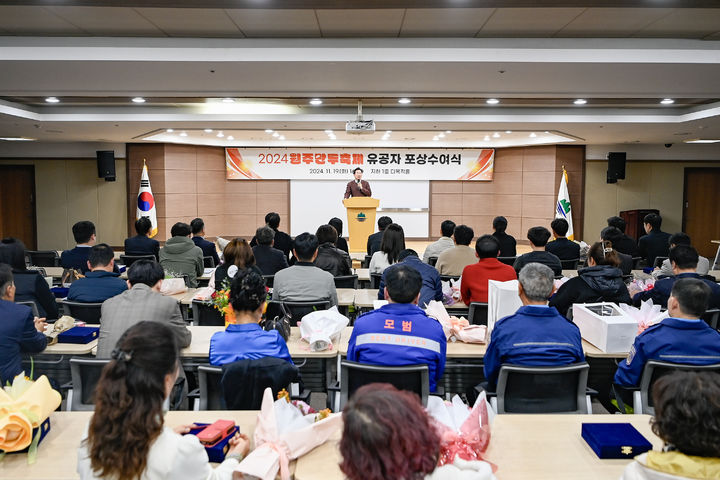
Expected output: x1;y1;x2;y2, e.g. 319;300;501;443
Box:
343;197;380;253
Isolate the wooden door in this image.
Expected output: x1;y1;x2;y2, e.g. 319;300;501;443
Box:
683;168;720;259
0;165;37;249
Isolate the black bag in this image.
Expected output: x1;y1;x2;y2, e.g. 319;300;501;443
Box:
261;303;291;341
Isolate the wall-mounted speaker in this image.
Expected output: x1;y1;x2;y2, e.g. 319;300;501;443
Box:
96;150;116;182
607;151;626;184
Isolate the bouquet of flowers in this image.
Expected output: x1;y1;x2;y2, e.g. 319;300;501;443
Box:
210;278;235;325
426;301;487;343
618;300;668;335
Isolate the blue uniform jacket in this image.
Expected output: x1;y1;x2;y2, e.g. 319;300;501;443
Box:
193;236;220;267
209;323;293;366
484;305;585;389
347;303;447;392
0;299;47;384
614;317;720;387
378;256;443;308
633;272;720;309
67;270;128;303
61;246;119;274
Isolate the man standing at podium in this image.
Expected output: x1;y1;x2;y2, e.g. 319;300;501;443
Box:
344;167;372;199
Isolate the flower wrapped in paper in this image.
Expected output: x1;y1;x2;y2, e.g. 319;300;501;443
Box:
234;387;341;480
427;392;496;472
426;301;486;343
618;300;669;335
299;306;349;352
0;374;61;461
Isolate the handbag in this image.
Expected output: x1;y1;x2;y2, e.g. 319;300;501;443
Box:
260;303;291;341
61;268;84;286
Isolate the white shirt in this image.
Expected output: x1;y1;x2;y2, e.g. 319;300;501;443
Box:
77;426;239;480
422;236;456;264
369;251;392;274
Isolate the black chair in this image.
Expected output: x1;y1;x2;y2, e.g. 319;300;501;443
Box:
631;257;643;269
702;308;720;330
652;256;668;269
194;365;226;410
119;254;155;267
428;256;438;267
467;302;489;326
362;255;372;268
262;275;274;288
560;258;579;270
68;358;110;411
16;300;40;318
336;360;430;410
498;256;516;266
370;273;382;289
490;362;591;414
636;360;720;415
191;300;225;326
203;256;216;268
334;275;359;289
270;300;331;326
26;250;60;267
440;275;460;283
63;301;103;323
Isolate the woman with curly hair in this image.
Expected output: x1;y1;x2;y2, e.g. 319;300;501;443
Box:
622;371;720;479
77;321;249;480
340;383;496;480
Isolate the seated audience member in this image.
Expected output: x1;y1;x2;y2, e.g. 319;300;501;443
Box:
314;224;352;277
251;226;288;276
210;270;292;366
212;238;263;290
546;218;580;261
600;226;633;275
615;278;720;387
67;244;127;303
460;235;517;305
123;216;159;259
512;227;563;276
492;216;517;258
655;232;710;278
61;221;111;274
622;371;720;480
78;322;249;480
549;241;632;318
272;232;338;306
422;219;456;263
483;263;584;390
190;217;220;267
159;222;204;288
367;215;393;256
369;223;405;274
638;212;672;267
378;249;443;308
97;260;191;358
340;384;496;480
631;245;720;309
348;265;446;392
251;212;292;260
435;224;476;276
0;237;59;320
328;217;349;253
0;265;47;385
607;216;639;257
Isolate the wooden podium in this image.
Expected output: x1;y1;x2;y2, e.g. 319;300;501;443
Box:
343;197;380;253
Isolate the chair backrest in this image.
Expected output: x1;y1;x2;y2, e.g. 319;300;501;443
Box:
280;300;331;326
495;362;590;414
26;250;60;267
652;256;669;269
63;301;103;323
16;300;39;318
498;256;516;266
27;266;47;276
69;357;110;411
340;360;429;410
362;255;372;268
639;360;720;415
191;300;225;326
262;275;275;288
467;302;489;326
440;274;460;283
560;258;580;270
370;272;382;289
220;357;300;410
119;254;155;267
197;365;225;410
334;275;358;289
632;257;643;269
427;256;438;267
203;256;216;268
702;308;720;330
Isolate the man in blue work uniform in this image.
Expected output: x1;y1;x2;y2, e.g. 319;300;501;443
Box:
348;264;446;392
483;262;584;390
377;249;443;308
615;277;720;387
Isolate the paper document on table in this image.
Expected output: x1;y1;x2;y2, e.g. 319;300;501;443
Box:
203;268;215;276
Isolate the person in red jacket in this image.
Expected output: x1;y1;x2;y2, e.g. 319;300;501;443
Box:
460;235;517;304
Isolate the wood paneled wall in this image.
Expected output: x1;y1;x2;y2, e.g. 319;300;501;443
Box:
430;145;585;242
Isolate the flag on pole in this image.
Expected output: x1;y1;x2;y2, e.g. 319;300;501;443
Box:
555;168;574;241
136;160;158;238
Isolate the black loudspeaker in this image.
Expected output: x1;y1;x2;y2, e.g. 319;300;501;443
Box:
607;151;626;184
96;150;116;182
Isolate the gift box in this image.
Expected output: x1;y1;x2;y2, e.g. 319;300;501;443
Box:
187;423;240;463
487;280;522;336
572;303;637;353
581;423;652;459
57;326;100;344
7;418;51;455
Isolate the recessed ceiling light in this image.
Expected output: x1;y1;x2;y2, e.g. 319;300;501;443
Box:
505;130;512;134
166;129;174;133
0;137;35;141
492;132;500;138
660;98;675;105
398;98;411;104
265;129;274;133
529;132;537;138
45;96;60;103
486;98;500;105
272;132;280;138
179;132;187;137
222;98;235;103
573;99;587;105
684;139;720;144
204;129;213;133
217;132;224;138
309;98;323;105
131;97;146;103
227;135;234;140
279;135;285;140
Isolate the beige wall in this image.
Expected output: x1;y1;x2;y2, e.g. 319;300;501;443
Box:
583;159;720;242
0;158;127;250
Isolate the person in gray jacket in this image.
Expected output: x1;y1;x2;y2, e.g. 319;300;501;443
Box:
159;222;204;288
654;232;710;278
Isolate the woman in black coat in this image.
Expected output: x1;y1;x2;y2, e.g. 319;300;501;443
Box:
549;241;631;318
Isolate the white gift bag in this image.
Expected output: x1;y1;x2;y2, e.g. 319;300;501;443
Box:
299;306;349;351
